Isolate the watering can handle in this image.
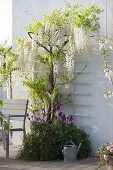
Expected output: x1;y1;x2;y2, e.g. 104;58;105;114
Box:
65;141;76;146
62;149;64;155
77;143;82;155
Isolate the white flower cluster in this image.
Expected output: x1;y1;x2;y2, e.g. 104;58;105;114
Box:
99;39;113;51
104;68;113;82
74;28;87;50
65;53;74;74
99;38;113;98
99;39;108;50
104;91;113;98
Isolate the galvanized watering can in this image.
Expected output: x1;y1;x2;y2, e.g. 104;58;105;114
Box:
62;141;82;163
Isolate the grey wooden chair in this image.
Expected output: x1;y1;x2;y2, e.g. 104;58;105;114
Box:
2;99;29;158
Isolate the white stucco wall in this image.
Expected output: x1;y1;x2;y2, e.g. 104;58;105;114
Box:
12;0;50;40
73;0;107;154
0;0;12;100
0;0;12;45
6;0;113;154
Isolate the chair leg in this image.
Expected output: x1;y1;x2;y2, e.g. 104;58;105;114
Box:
2;131;6;150
5;132;9;158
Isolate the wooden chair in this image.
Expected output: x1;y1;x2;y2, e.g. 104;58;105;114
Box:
2;99;29;158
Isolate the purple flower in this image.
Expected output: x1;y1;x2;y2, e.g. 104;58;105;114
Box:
69;115;73;122
62;114;66;119
67;116;69;120
36;117;39;121
61;114;66;123
59;112;62;117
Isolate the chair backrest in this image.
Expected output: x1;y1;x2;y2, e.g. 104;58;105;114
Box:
2;99;28;121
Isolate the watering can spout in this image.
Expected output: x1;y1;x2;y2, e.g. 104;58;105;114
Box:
77;143;82;155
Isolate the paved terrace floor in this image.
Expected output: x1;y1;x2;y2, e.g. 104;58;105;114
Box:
0;143;107;170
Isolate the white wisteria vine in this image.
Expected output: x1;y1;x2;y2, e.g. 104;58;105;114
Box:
99;38;113;97
15;3;102;123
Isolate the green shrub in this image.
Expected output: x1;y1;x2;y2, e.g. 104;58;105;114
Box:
53;121;91;159
18;122;91;160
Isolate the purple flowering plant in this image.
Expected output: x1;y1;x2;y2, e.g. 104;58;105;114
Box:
58;112;73;124
27;103;73;124
27;108;47;123
97;143;113;168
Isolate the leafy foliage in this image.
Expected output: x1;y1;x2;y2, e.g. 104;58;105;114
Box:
27;4;103;32
67;4;103;31
0;43;19;86
24;76;49;103
18;121;91;160
0;42;19;130
26;20;42;34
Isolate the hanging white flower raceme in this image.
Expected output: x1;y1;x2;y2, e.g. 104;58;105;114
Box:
65;53;74;74
104;68;113;81
99;38;113;51
44;23;76;76
53;63;58;73
17;40;33;74
99;40;107;50
99;38;113;98
73;28;89;53
20;20;90;80
65;27;89;77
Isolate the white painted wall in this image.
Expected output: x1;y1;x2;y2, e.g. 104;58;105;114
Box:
12;0;50;40
0;0;12;102
0;0;12;45
73;0;108;154
5;0;113;154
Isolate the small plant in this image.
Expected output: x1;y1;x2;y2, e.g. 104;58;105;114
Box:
97;143;113;169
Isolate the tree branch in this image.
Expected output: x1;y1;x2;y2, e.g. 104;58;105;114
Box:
56;39;69;54
28;32;51;53
63;0;72;9
56;65;88;86
74;65;88;80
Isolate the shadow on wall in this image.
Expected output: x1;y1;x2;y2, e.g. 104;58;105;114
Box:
79;124;107;155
